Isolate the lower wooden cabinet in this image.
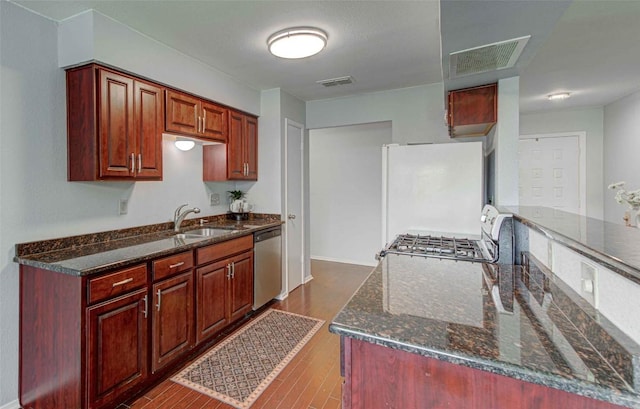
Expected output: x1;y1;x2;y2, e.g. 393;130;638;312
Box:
196;260;230;343
86;289;149;409
152;271;194;373
19;235;255;409
341;337;625;409
195;235;254;343
228;251;254;322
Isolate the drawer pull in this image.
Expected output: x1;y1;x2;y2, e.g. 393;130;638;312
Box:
169;261;185;269
112;277;134;287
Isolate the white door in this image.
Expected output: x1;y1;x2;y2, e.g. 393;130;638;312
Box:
285;119;304;293
518;134;583;214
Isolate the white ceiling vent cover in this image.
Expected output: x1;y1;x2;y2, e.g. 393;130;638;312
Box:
449;35;530;78
317;76;354;87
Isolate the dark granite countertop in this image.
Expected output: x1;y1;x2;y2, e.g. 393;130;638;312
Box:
330;254;640;408
14;214;282;276
501;206;640;284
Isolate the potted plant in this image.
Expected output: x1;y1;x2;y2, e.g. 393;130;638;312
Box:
227;190;245;201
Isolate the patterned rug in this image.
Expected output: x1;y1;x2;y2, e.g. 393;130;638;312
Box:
171;309;325;408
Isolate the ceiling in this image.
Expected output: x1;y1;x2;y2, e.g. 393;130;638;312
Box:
10;0;640;113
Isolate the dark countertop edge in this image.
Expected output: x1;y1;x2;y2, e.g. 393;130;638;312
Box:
14;221;283;277
328;324;640;409
508;213;640;286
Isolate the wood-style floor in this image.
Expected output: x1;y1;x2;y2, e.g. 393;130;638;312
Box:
124;260;372;409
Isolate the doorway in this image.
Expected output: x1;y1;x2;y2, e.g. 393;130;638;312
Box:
518;132;586;215
284;119;305;294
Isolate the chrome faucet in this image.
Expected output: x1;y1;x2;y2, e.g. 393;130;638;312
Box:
174;204;201;232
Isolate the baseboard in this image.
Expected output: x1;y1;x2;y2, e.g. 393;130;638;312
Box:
310;255;377;267
0;399;21;409
304;274;314;284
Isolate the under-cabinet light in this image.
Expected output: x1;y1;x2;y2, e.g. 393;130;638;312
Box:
175;138;195;151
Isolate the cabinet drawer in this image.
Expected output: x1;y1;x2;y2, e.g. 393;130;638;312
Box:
153;251;194;281
197;235;253;265
88;264;148;304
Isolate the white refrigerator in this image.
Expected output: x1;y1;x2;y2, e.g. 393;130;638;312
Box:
382;142;484;247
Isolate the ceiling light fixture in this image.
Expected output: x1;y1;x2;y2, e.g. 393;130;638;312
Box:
267;27;327;59
175;137;195;151
548;92;571;101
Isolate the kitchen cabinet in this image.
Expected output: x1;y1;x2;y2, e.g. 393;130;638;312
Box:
341;337;624;409
151;271;194;372
165;89;227;142
203;110;258;181
448;83;497;138
87;288;149;409
151;251;195;372
66;64;163;181
195;235;254;343
19;234;254;409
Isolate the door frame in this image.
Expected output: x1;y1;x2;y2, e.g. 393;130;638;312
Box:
283;118;306;296
518;131;587;216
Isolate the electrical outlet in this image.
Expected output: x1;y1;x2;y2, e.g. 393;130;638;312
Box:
210;193;220;206
119;199;128;215
580;262;598;307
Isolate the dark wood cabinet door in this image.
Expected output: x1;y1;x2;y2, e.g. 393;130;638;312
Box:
244;115;258;180
196;260;229;343
227;110;245;179
201;101;227;142
228;251;254;323
86;289;148;409
98;69;135;178
152;271;194;373
134;80;163;179
165;89;200;136
448;83;497;137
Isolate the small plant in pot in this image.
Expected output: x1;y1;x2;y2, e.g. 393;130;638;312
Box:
227;190;245;201
227;190;248;220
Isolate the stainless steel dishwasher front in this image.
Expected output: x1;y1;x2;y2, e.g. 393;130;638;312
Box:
253;226;282;310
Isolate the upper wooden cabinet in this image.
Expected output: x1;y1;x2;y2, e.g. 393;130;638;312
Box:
165;89;227;142
203;110;258;181
448;83;497;138
66;64;163;181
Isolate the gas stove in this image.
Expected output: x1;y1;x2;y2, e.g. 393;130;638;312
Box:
379;205;513;264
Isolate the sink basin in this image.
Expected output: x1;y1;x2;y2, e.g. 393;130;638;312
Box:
185;227;238;236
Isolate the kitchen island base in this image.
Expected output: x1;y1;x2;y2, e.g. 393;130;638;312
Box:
341;337;624;409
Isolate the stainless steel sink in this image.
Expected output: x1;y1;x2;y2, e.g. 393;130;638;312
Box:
174;227;239;240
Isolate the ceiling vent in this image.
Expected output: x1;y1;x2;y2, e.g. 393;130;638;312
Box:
449;35;530;79
317;76;354;87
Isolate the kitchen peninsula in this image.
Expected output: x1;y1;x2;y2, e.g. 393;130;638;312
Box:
330;206;640;409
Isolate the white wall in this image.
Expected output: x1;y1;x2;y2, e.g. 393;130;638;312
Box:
307;83;448;144
309;122;392;266
0;3;262;406
603;90;640;224
520;107;605;219
493;77;520;207
59;10;260;115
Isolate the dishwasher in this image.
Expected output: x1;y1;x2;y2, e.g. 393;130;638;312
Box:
253;226;282;310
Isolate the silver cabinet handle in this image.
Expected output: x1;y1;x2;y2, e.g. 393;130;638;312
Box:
143;294;148;318
169;261;185;269
112;277;133;287
156;289;162;311
137;154;142;173
288;214;296;220
231;262;235;279
202;111;206;133
226;263;232;279
130;153;135;174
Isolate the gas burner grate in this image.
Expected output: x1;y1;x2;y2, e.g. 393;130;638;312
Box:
381;234;490;262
